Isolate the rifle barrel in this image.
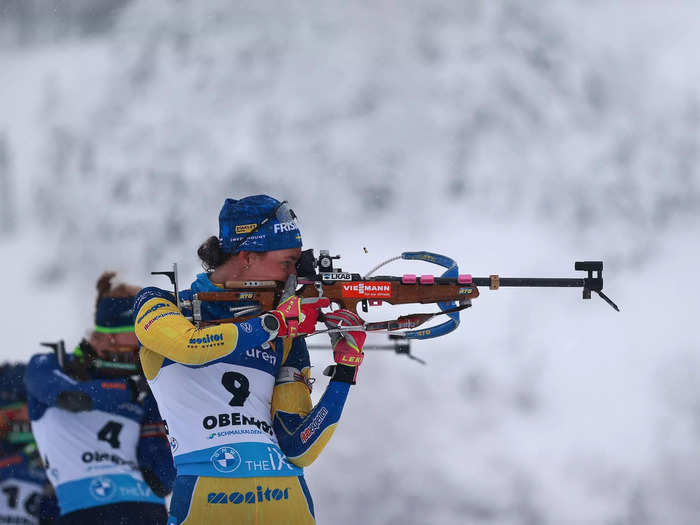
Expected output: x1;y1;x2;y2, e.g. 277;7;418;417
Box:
472;277;585;287
471;277;602;291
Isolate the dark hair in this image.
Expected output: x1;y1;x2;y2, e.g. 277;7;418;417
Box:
95;272;140;308
198;236;235;272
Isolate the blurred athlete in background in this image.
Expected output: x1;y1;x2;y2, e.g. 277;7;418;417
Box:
0;362;59;524
25;273;175;524
134;195;366;524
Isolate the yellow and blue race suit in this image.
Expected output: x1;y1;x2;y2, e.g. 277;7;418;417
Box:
134;273;353;524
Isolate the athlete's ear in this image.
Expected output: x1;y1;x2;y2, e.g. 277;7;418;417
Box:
246;252;264;265
236;251;253;267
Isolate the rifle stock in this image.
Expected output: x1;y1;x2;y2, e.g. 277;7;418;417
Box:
197;277;479;318
295;277;478;314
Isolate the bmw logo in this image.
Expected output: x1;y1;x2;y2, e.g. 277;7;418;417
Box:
89;477;116;500
210;446;242;473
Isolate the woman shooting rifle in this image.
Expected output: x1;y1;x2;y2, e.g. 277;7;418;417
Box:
134;194;366;524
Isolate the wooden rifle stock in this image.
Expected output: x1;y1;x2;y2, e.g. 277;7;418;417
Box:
295;277;479;314
194;277;479;326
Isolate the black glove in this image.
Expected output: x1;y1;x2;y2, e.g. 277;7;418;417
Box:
140;467;171;498
126;376;151;404
322;364;359;384
56;391;93;412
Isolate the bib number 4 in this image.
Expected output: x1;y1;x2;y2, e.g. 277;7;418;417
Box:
97;421;124;449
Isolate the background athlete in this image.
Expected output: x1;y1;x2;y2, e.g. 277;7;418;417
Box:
0;362;59;525
25;273;175;524
134;195;366;524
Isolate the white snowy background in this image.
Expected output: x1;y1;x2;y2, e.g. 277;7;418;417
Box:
1;1;700;523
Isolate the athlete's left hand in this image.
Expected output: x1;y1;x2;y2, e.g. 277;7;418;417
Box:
324;309;366;383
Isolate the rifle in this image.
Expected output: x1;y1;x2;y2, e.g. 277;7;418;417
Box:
154;250;619;359
40;340;143;378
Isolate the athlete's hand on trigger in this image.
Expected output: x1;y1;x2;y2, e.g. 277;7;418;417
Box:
324;309;366;367
269;295;331;337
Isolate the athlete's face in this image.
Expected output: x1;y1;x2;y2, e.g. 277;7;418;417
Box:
90;331;139;362
245;248;302;282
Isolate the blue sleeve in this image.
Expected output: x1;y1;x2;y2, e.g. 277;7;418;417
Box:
24;353;132;412
137;393;175;497
274;382;350;460
39;491;60;524
272;339;351;465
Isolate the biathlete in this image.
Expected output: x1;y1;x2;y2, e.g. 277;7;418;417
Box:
133;195;366;524
25;273;175;524
1;362;59;524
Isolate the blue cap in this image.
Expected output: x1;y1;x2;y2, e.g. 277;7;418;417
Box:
219;195;302;253
95;296;136;333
